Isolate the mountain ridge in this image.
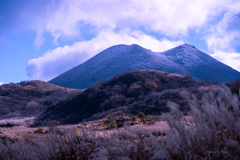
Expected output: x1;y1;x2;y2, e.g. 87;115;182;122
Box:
49;44;240;89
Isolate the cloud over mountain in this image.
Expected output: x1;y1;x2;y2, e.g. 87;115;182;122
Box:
35;0;222;39
21;0;240;81
206;4;240;72
26;30;183;81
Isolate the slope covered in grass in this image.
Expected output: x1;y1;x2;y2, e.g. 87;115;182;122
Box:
0;80;82;119
35;70;212;126
1;86;240;159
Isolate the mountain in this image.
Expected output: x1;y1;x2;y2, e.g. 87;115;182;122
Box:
49;44;240;89
36;70;213;125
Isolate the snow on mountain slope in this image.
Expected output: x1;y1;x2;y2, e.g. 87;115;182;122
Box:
163;44;203;67
49;44;240;89
163;44;240;82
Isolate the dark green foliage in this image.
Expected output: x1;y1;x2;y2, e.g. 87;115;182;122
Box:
137;112;145;118
34;128;44;134
103;116;115;124
104;116;116;129
129;115;136;121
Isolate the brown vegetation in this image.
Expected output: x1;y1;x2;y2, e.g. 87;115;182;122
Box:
0;80;82;119
0;86;240;159
143;81;158;90
34;70;212;126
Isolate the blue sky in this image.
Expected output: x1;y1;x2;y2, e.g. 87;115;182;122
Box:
1;0;240;85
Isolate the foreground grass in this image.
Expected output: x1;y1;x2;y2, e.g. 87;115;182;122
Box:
0;86;240;159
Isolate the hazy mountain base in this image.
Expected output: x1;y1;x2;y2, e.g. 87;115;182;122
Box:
34;70;216;126
0;86;240;159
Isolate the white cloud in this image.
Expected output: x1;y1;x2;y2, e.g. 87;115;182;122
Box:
206;5;240;52
26;0;240;79
33;0;228;47
211;51;240;71
205;2;240;71
26;29;183;81
34;29;44;49
0;82;5;86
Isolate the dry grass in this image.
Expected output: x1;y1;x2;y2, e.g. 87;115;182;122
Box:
0;86;240;159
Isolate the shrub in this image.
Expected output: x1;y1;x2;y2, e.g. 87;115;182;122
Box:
34;128;44;134
155;115;161;120
143;81;158;90
137;112;145;118
129;115;136;121
25;101;41;112
103;116;115;124
230;79;240;95
104;116;116;129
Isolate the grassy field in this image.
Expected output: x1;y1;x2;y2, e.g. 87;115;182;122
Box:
0;86;240;159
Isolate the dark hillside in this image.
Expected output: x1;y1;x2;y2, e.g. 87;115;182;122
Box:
0;80;82;119
35;70;213;126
